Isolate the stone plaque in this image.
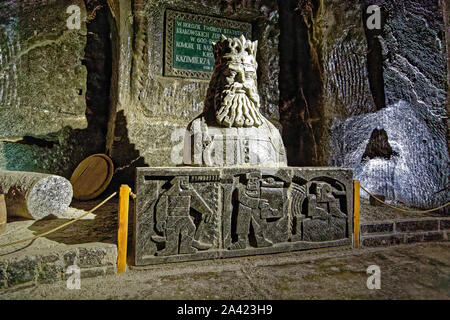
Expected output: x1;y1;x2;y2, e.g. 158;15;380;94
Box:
134;167;354;265
164;10;252;79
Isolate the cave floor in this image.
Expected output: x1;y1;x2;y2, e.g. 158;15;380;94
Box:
0;194;448;294
0;195;120;264
0;242;449;299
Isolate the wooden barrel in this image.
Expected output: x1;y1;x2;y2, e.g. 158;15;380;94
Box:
70;154;114;200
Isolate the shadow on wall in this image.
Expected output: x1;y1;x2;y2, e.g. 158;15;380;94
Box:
28;199;119;245
361;0;387;112
108;110;147;192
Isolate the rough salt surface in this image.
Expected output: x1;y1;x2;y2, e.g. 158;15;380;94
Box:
27;175;73;220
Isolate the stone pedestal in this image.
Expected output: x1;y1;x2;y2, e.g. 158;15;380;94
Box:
134;167;353;265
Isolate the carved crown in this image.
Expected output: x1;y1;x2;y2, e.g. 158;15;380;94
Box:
212;34;258;64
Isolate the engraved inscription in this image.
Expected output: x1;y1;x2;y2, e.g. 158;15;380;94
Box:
165;10;252;79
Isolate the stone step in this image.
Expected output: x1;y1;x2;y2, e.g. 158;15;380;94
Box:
360;217;450;247
0;243;117;289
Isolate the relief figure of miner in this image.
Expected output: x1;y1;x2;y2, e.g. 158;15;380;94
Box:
231;172;274;250
153;176;213;256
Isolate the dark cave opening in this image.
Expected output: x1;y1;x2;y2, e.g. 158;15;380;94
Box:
81;0;113;138
362;128;399;161
278;0;325;166
360;0;388;111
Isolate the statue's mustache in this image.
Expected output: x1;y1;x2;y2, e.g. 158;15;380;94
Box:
216;86;263;128
224;82;259;105
225;82;250;94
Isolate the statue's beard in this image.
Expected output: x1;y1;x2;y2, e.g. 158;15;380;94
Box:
216;83;263;128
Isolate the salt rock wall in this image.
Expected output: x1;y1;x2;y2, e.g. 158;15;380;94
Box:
107;0;280;186
0;0;87;138
280;0;448;208
446;0;450;158
279;0;376;166
328;0;448;208
0;0;112;178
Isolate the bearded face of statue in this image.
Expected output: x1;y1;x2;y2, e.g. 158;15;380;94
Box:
205;35;264;128
216;53;263;128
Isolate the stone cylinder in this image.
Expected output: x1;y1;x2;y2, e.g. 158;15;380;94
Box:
0;170;73;220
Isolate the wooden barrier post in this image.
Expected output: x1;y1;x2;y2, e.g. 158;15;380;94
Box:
353;180;360;248
0;194;6;235
117;185;131;273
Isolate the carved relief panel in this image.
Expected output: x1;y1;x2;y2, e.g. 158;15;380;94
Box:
134;167;353;265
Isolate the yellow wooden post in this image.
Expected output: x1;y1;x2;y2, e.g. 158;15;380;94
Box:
0;194;7;235
117;185;131;274
353;180;360;248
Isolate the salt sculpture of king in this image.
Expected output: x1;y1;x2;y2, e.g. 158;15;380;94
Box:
183;35;287;167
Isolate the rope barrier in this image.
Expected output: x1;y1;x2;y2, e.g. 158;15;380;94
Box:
0;192;117;249
0;182;447;254
360;185;449;214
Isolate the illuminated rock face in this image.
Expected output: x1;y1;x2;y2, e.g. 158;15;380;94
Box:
278;0;448;209
0;0;88;139
183;35;287;167
329;0;448;209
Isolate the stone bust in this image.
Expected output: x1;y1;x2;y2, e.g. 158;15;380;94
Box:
183;35;287;167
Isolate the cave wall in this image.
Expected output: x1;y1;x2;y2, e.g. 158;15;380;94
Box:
445;0;450;160
0;0;87;138
279;0;376;166
0;0;112;178
334;0;448;209
280;0;448;208
0;0;447;209
278;0;323;166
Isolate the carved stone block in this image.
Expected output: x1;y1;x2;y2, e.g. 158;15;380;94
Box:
134;167;353;265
